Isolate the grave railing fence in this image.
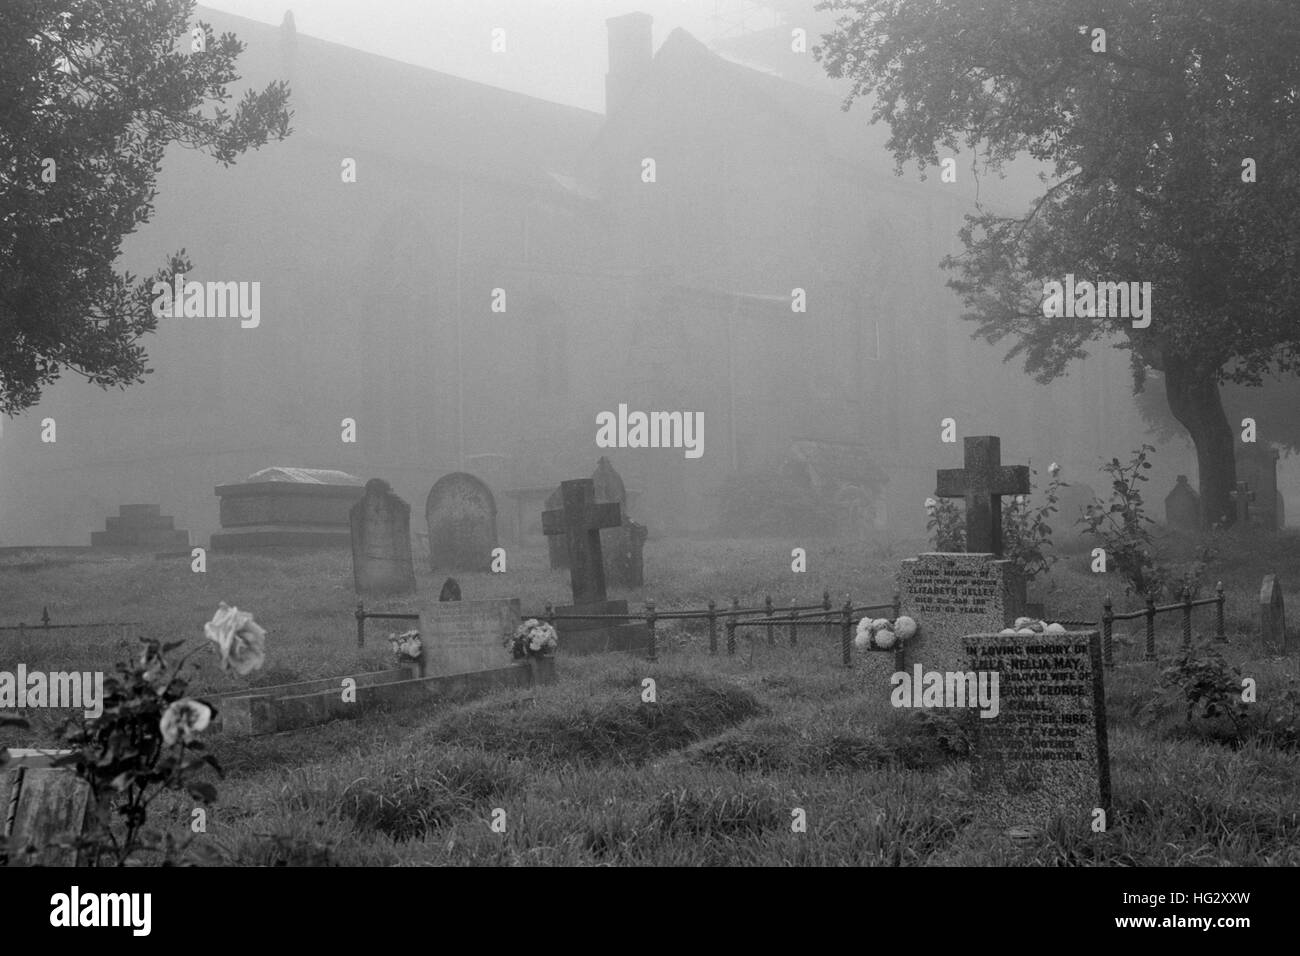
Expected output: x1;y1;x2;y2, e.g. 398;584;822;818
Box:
1051;582;1225;666
0;606;143;644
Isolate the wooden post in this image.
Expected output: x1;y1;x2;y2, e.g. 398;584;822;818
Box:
545;602;555;629
645;599;657;662
1144;592;1156;662
355;602;365;648
707;599;718;655
1102;595;1114;667
823;589;832;644
892;590;904;672
1215;581;1225;641
728;597;739;656
1182;587;1193;652
765;595;774;647
788;599;798;647
840;596;853;668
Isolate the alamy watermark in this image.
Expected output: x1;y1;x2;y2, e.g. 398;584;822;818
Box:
1042;274;1152;328
0;665;104;718
890;664;1000;718
151;274;260;328
595;403;703;459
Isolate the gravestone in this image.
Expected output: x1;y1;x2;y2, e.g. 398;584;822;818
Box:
898;553;1026;673
1260;574;1288;654
542;477;650;655
90;503;190;551
439;577;462;601
1230;481;1256;527
964;629;1111;833
418;598;520;676
1;749;91;866
1236;445;1280;530
1164;475;1200;533
893;437;1029;677
545;486;569;570
592;458;648;588
349;479;415;595
592;456;627;506
425;472;498;572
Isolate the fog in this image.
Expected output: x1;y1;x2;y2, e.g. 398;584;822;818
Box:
0;2;1222;548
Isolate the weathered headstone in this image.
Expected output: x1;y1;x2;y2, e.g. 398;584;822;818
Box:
542;477;650;655
545;486;569;570
592;457;647;588
898;553;1026;673
439;577;462;601
592;456;627;506
1260;574;1288;654
1;749;91;866
418;598;520;676
1236;445;1280;530
349;479;415;595
425;472;499;572
963;629;1111;833
1230;480;1256;527
1164;475;1200;533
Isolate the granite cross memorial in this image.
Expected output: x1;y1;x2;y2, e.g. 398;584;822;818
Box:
542;477;649;655
893;437;1029;677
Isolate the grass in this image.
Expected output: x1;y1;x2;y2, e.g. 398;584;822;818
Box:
2;533;1300;865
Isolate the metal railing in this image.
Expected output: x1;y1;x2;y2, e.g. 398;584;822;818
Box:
0;606;142;641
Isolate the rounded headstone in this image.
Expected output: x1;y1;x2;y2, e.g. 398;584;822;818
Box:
425;472;498;573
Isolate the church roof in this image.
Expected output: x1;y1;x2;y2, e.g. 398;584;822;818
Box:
194;6;602;192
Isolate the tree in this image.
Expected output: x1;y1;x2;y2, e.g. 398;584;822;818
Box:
0;0;291;416
817;0;1300;527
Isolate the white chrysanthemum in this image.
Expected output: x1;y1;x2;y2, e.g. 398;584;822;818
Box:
998;628;1018;636
873;628;897;649
1044;622;1067;634
924;497;938;513
893;616;918;641
853;631;872;650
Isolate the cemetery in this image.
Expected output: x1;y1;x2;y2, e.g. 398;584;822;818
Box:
3;443;1298;867
2;0;1299;882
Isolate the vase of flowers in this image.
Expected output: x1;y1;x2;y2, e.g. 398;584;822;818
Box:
388;629;423;674
506;619;558;676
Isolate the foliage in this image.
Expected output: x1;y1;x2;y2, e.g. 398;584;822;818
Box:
0;0;292;414
55;637;223;866
1142;641;1300;750
1077;445;1161;597
816;0;1300;524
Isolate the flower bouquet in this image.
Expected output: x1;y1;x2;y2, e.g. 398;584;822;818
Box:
387;629;423;663
506;619;558;660
854;614;919;651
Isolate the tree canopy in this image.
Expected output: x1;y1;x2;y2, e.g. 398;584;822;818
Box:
0;0;291;415
817;0;1300;525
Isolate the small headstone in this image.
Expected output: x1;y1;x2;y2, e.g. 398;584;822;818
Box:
418;598;520;676
1164;475;1200;533
964;629;1111;832
606;519;648;588
425;472;499;572
1;749;91;866
897;553;1026;673
349;479;415;595
1230;480;1256;527
439;577;462;602
1260;574;1287;654
591;456;627;507
1236;445;1280;530
545;486;569;570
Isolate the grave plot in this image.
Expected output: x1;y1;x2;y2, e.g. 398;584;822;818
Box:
213;598;555;736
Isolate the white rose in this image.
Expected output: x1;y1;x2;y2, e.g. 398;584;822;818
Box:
204;602;267;675
160;698;214;746
1049;462;1061;477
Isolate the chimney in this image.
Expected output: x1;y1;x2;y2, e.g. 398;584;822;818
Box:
605;12;653;119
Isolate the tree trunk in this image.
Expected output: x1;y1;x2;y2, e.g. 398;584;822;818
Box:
1163;357;1236;528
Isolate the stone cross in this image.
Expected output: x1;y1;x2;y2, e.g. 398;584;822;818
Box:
935;436;1030;556
1230;481;1255;526
543;478;622;605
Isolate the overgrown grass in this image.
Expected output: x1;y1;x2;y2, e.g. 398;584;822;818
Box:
4;534;1300;865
